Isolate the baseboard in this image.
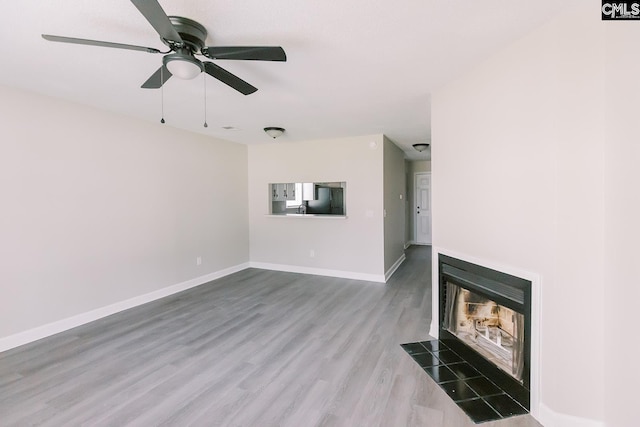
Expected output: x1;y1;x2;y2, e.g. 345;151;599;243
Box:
404;241;414;249
536;402;604;427
0;262;250;353
249;262;385;283
384;253;406;282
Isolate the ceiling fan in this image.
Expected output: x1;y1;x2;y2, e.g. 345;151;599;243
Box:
42;0;286;95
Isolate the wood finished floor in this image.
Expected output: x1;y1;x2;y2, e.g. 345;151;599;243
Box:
0;246;542;427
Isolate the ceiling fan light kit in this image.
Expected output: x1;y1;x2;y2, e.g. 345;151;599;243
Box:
163;51;203;80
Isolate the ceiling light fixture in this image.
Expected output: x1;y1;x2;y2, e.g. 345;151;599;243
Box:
163;51;203;80
264;127;285;139
412;143;430;152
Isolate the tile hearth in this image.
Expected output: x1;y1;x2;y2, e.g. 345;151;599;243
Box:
402;339;529;424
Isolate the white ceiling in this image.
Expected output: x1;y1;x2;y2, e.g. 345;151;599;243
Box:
2;1;573;160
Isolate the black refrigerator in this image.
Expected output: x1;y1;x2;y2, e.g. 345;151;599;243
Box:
306;187;331;214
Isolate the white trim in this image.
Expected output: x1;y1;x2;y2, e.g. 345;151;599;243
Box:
431;246;541;422
250;262;385;283
537;403;605;427
428;323;439;339
385;253;406;282
429;246;440;339
0;262;250;353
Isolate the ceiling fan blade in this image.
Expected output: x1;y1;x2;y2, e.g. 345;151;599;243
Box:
204;62;257;95
42;34;161;53
202;46;287;62
141;65;173;89
130;0;182;43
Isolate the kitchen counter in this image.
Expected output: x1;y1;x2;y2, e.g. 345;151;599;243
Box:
267;213;347;219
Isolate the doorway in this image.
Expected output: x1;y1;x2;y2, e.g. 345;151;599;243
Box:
415;172;432;245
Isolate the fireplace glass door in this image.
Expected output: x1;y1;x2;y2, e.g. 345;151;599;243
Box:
443;281;525;383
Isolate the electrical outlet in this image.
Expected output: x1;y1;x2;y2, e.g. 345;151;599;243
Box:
310;249;315;258
196;256;202;266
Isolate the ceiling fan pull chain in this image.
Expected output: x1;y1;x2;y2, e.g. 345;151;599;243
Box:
203;72;208;128
160;66;165;124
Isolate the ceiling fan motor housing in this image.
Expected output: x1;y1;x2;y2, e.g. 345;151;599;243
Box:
166;16;207;53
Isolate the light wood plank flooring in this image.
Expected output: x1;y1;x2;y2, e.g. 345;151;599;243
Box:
0;246;541;426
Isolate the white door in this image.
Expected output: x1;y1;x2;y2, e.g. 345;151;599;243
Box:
415;173;432;244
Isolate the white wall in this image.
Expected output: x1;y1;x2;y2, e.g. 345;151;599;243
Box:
383;137;406;274
411;161;431;174
248;135;385;280
432;2;605;424
603;22;640;427
0;85;249;341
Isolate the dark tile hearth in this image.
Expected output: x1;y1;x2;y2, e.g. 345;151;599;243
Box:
466;377;503;396
439;379;479;401
447;362;482;380
422;364;459;383
431;349;463;364
457;398;505;423
401;339;529;424
484;394;529;418
411;352;441;368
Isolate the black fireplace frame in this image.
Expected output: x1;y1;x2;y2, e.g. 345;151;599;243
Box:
438;254;532;390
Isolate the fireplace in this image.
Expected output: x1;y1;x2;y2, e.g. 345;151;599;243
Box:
439;254;531;389
401;254;534;422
